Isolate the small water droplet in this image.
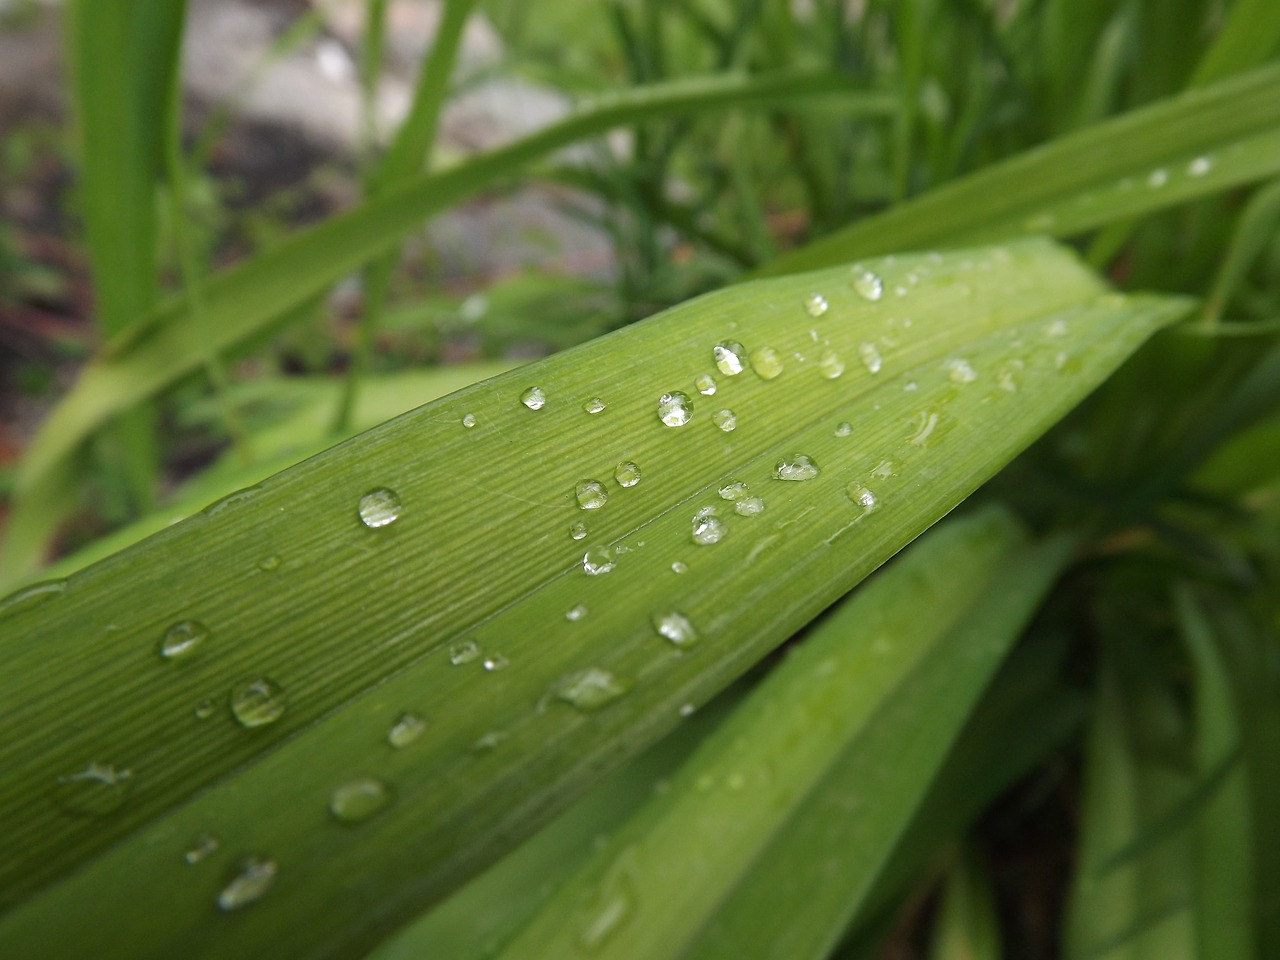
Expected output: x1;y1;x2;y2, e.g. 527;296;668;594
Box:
858;342;883;374
712;409;737;432
53;762;132;816
803;292;829;317
1045;318;1068;338
679;703;696;717
943;357;978;383
575;479;609;510
871;459;896;479
773;454;820;481
583;546;617;575
1188;155;1212;177
695;373;717;396
1147;168;1168;188
473;730;507;751
450;639;481;664
653;611;698;648
329;777;393;823
258;554;281;572
520;386;547;410
570;520;588;541
184;833;219;865
1055;350;1069;370
217;857;278;911
713;340;747;376
851;265;884;301
691;511;727;545
907;411;940;446
904;380;918;392
387;712;427;748
847;483;878;516
583;397;606;415
194;699;216;720
718;480;750;501
835;421;853;438
657;392;693;426
483;654;509;672
579;875;634;950
818;348;845;379
554;667;629;711
566;604;589;622
204;485;263;516
670;561;688;574
230;678;286;728
735;497;765;516
159;619;209;660
749;345;784;380
358;488;401;528
461;412;478;429
614;461;641;488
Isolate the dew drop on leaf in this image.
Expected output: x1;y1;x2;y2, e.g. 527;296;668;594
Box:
818;348;845;379
735;497;766;517
851;265;884;301
449;639;481;665
566;604;589;622
943;357;978;384
553;667;629;712
1188;155;1212;177
461;412;478;428
691;511;727;545
583;397;606;415
652;611;698;648
835;421;853;437
217;857;278;911
184;833;219;865
713;340;747;376
670;561;688;574
358;488;401;528
614;461;641;488
194;699;216;720
229;678;286;728
749;345;784;380
718;480;750;501
712;409;737;432
858;342;883;374
695;373;717;395
583;546;617;575
520;386;547;410
258;554;281;572
570;520;588;541
483;654;509;672
329;777;393;823
847;483;879;516
53;762;132;816
387;712;427;748
657;391;693;426
803;292;829;317
575;479;609;510
159;619;209;660
773;454;820;481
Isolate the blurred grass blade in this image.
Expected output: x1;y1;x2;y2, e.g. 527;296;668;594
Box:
929;846;1003;960
3;68;891;583
0;241;1186;958
1204;177;1280;323
758;62;1280;277
492;507;1066;960
1191;0;1280;88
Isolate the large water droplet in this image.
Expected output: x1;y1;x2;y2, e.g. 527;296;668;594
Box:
943;357;978;383
774;454;820;481
387;712;427;748
330;777;393;823
695;373;717;396
735;497;765;517
657;392;693;426
483;653;509;672
653;611;698;648
614;461;641;488
718;480;750;501
184;833;219;865
851;265;884;301
450;639;481;664
461;412;478;429
159;620;209;660
818;348;845;379
554;667;629;711
583;397;606;415
229;678;287;728
566;604;589;622
53;762;132;816
749;346;784;380
520;386;547;410
712;409;737;432
583;546;617;575
691;511;727;545
713;340;747;376
358;488;401;528
575;479;608;510
803;292;829;317
858;342;883;374
217;857;278;911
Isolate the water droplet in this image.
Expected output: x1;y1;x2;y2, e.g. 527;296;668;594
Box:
387;712;427;748
583;546;617;575
566;604;589;622
184;833;219;865
330;777;393;823
1188;155;1212;177
230;678;286;728
818;348;845;379
217;857;278;911
858;342;883;374
461;412;478;429
943;357;978;383
713;340;747;376
803;292;829;317
483;654;509;672
904;380;918;392
194;699;216;720
158;620;210;661
614;461;641;488
0;578;68;616
1055;350;1069;370
520;386;547;410
712;409;737;432
851;265;884;301
1147;168;1168;188
749;345;784;380
450;639;481;664
718;480;750;501
871;459;896;479
773;454;820;481
570;520;588;541
657;391;692;426
1045;318;1068;338
735;497;765;517
53;762;132;816
907;411;940;446
473;730;507;751
847;483;878;516
695;373;717;396
258;555;281;572
679;703;696;717
671;561;688;574
204;485;263;516
653;611;698;648
835;421;853;438
583;397;606;415
578;874;634;950
575;479;609;510
358;488;401;528
691;511;727;545
554;667;629;711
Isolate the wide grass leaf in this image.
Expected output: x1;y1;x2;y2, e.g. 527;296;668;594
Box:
0;239;1186;959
